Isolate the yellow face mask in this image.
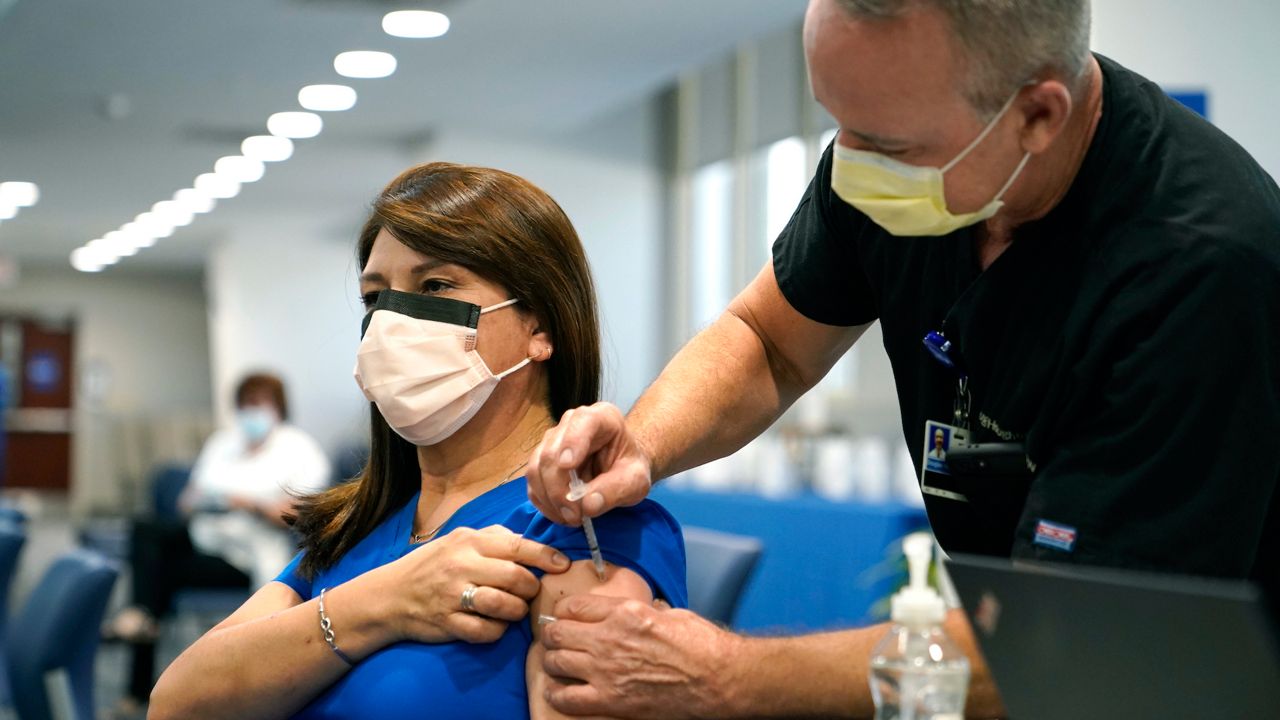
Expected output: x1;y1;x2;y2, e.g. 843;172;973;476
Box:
830;90;1031;237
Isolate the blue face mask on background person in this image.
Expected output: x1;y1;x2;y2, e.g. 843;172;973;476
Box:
237;407;277;443
830;89;1031;237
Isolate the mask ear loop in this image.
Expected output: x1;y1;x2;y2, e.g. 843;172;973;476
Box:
478;297;536;379
990;151;1032;202
480;298;520;314
493;356;532;380
941;85;1028;174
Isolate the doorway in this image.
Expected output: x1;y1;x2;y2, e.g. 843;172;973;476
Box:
1;315;75;491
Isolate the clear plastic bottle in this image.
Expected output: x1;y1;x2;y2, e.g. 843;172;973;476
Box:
869;533;969;720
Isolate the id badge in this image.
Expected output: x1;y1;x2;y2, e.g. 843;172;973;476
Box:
920;420;970;502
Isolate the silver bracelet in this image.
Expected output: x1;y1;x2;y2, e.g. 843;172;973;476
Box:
318;587;355;666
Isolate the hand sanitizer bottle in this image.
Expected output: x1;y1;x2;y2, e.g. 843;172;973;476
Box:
869;532;969;720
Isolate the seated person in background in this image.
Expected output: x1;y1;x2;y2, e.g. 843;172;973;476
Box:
111;372;330;712
150;162;687;720
183;372;332;587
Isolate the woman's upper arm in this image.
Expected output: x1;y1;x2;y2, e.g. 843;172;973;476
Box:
526;560;652;720
213;581;305;631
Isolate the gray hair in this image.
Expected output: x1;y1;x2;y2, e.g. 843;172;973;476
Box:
834;0;1092;119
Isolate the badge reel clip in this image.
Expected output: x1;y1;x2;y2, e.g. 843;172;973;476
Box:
923;331;972;433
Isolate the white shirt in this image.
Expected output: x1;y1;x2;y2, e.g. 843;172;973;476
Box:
187;423;331;587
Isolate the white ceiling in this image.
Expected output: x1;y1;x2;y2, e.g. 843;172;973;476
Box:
0;0;807;272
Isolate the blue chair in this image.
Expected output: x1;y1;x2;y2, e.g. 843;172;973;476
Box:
7;549;119;720
0;521;27;707
682;526;764;626
0;506;26;526
150;464;194;520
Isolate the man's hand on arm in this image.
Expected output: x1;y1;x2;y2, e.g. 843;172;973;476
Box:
540;601;1005;719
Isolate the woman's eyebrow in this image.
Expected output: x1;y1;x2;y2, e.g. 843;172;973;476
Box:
359;259;451;284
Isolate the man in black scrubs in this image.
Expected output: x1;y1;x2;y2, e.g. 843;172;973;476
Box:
528;0;1280;717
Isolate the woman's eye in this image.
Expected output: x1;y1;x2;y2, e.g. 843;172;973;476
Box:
422;279;451;294
359;291;380;309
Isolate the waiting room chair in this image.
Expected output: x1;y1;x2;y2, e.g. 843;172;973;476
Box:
7;549;118;720
682;526;764;626
0;520;27;708
0;506;26;527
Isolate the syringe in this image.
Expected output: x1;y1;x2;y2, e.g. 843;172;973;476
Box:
567;468;607;582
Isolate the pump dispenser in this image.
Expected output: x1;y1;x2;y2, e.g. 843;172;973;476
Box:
891;533;947;626
869;532;969;720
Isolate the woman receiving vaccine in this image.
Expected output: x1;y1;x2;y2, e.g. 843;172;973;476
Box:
150;163;686;720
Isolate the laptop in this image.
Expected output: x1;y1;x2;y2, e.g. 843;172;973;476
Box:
945;554;1280;719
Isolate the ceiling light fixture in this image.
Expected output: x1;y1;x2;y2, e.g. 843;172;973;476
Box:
195;172;241;200
214;155;266;184
120;222;159;249
333;50;397;79
241;135;293;163
71;248;107;273
267;111;323;139
174;188;216;214
101;230;140;257
299;84;357;112
382;10;450;39
132;212;175;239
151;200;195;228
0;181;39;208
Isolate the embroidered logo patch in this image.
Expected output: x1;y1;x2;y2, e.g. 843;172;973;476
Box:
1033;520;1078;552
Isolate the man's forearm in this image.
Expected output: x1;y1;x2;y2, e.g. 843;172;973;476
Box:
723;611;1005;719
627;310;803;481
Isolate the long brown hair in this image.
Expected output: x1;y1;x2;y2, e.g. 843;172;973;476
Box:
289;162;601;579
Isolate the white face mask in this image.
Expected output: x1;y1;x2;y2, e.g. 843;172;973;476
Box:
830;89;1031;237
353;290;532;446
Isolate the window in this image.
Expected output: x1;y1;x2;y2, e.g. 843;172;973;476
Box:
688;160;734;333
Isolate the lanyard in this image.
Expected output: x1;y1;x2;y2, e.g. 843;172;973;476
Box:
922;330;972;432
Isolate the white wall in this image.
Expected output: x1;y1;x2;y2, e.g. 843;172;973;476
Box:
0;265;213;512
414;100;665;410
206;219;368;457
1091;0;1280;176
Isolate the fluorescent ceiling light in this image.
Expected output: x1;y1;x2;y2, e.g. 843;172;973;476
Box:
241;135;293;163
132;212;174;239
382;10;450;38
151;200;195;228
334;51;397;79
83;240;120;267
0;205;16;221
267;111;323;139
299;84;357;112
101;230;139;257
71;248;107;273
195;172;241;199
0;181;39;208
174;188;216;214
120;222;158;249
214;155;265;184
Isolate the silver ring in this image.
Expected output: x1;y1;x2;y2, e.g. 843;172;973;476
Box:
460;584;479;613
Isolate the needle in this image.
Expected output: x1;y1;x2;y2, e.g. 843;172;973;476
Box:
567;468;607;582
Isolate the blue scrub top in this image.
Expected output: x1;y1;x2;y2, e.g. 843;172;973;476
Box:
274;477;687;720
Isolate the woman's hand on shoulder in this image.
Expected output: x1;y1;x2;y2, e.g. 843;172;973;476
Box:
365;525;571;645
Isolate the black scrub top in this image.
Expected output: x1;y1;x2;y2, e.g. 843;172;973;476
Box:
773;54;1280;592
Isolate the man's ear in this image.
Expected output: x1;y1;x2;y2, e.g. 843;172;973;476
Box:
1018;79;1074;155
